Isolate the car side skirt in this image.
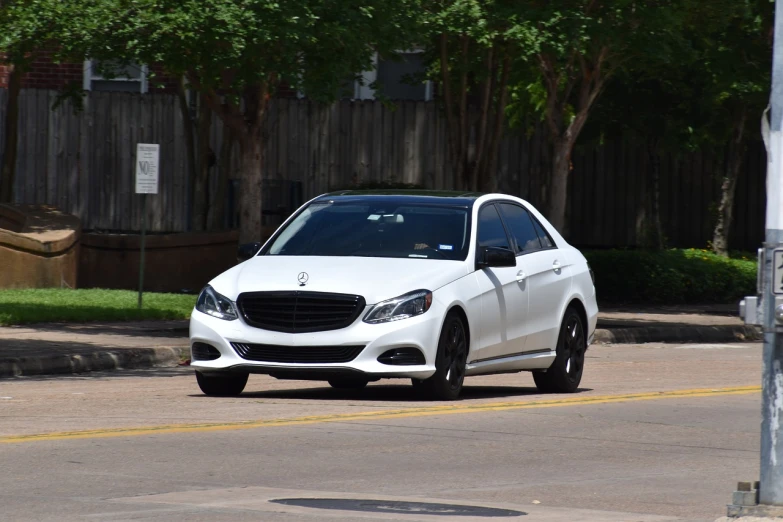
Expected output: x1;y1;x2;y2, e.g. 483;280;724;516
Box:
465;350;555;376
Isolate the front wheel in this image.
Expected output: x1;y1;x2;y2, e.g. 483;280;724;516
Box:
422;313;468;400
533;307;586;393
196;371;248;397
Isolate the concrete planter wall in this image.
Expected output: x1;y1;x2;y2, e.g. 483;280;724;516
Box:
0;205;81;289
79;230;240;293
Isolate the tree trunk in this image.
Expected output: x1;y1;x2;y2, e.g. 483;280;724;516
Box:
208;123;234;230
540;48;608;238
470;48;494;192
191;95;213;231
238;128;264;244
481;52;511;193
192;77;271;243
439;33;470;191
712;105;748;257
0;65;21;204
176;79;198;230
547;137;571;234
645;140;664;249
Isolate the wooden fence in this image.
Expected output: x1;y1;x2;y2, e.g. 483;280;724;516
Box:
0;88;768;249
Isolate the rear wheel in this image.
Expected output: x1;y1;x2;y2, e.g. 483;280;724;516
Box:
195;371;248;397
328;378;368;390
422;313;468;400
533;307;586;393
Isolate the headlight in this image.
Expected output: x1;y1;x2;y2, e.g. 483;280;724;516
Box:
363;290;432;324
195;285;237;321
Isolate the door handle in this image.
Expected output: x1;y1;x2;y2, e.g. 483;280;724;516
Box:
552;260;561;271
516;270;527;282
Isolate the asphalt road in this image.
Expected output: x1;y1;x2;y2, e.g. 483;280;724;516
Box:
0;342;763;522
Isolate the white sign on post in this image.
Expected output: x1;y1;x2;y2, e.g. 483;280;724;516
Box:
135;143;160;194
774;249;783;295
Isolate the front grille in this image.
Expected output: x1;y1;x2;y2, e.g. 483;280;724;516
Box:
237;291;365;333
231;343;365;364
377;347;426;366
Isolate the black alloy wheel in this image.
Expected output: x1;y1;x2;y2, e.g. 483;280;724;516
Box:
533;307;586;393
195;371;249;397
421;313;468;400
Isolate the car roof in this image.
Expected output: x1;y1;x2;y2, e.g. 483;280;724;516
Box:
316;190;484;208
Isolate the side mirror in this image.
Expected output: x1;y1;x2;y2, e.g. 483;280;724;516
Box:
237;242;262;263
477;246;516;269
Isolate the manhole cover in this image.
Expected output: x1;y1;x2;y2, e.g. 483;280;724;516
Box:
270;498;526;517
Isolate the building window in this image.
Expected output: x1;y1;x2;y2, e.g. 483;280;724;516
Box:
83;60;148;93
375;52;430;101
355;50;432;101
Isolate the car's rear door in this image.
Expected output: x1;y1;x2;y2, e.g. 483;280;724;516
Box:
497;202;571;354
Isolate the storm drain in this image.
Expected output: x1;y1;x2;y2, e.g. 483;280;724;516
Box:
270;498;526;517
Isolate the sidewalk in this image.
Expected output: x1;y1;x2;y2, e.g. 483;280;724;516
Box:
0;320;189;377
595;305;760;344
0;307;761;378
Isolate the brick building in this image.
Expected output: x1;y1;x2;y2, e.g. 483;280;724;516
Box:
0;48;179;93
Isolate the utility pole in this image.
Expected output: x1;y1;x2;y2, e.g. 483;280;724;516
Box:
759;0;783;504
736;0;783;513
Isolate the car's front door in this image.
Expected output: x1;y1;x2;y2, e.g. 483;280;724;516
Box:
498;202;571;353
471;203;529;363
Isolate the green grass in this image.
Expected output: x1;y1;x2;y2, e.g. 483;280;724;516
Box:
0;288;197;326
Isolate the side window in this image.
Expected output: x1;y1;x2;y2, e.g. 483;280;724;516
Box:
531;216;556;249
477;204;511;250
498;203;542;254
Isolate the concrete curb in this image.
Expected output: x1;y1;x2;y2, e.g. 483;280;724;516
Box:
595;325;762;344
0;346;189;378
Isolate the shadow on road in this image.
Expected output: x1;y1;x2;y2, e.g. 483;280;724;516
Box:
188;383;594;402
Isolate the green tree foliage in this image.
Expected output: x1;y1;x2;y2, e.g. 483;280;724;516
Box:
420;0;532;192
690;0;771;256
583;0;771;253
1;0;420;242
505;0;687;235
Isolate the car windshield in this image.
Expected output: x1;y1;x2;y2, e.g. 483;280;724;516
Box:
263;201;471;260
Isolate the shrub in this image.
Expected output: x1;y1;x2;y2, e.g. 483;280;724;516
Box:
583;249;757;304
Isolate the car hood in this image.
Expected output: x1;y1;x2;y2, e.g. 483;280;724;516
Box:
210;256;470;305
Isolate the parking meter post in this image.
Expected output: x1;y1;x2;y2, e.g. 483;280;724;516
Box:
759;0;783;505
138;194;147;310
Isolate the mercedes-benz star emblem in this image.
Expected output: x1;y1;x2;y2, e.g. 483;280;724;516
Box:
297;272;309;286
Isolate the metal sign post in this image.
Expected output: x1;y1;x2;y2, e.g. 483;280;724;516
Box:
135;143;160;309
758;0;783;505
736;0;783;514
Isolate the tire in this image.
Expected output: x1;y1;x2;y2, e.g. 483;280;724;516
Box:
533;307;586;393
195;371;248;397
423;313;468;400
328;378;368;390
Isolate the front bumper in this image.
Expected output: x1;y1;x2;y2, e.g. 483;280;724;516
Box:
189;302;445;380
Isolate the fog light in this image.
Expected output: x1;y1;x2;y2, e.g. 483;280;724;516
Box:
192;342;221;361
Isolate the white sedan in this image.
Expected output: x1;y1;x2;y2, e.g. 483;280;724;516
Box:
190;191;598;400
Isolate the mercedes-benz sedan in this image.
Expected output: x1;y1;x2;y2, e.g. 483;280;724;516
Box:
190;191;598;400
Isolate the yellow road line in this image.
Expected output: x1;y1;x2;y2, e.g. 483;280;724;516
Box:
0;385;760;444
